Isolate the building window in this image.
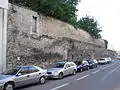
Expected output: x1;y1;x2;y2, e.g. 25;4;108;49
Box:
32;16;37;33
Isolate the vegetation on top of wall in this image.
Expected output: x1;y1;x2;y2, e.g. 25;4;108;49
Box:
77;15;102;39
9;0;79;26
9;0;102;39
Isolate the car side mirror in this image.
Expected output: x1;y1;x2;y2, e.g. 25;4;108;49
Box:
16;73;22;77
64;67;67;69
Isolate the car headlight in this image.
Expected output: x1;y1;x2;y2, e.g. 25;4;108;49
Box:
52;71;59;75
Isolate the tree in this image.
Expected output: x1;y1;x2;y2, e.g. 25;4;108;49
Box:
77;15;102;39
9;0;79;26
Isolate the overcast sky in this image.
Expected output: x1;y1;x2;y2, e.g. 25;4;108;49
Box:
77;0;120;51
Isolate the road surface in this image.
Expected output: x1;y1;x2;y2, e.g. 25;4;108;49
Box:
18;60;120;90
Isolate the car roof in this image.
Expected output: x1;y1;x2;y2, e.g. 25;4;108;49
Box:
16;66;42;70
16;66;37;68
100;58;105;59
57;62;74;64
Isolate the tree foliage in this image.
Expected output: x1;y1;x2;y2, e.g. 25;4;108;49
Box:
9;0;103;39
9;0;79;26
77;15;102;39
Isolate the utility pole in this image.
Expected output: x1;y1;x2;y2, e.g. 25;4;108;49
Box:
0;0;8;73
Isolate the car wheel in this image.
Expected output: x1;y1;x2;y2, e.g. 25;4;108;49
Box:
39;76;46;84
80;68;83;72
59;73;63;79
4;82;14;90
72;70;76;75
87;67;89;70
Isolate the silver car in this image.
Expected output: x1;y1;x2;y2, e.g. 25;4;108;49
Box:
0;66;48;90
47;62;77;79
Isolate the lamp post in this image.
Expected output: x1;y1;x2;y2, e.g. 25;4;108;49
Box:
0;0;8;73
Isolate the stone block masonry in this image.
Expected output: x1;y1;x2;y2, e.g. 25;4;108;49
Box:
7;4;116;69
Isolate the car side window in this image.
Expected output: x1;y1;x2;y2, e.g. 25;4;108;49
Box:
65;64;70;68
19;67;29;75
70;63;75;66
29;66;39;73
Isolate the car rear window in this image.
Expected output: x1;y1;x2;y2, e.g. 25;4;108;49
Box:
100;59;105;60
74;61;82;65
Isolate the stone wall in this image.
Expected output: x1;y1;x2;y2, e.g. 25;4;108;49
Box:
7;4;116;68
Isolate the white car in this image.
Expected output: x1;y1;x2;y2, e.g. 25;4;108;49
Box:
106;57;112;63
93;59;98;64
98;58;108;64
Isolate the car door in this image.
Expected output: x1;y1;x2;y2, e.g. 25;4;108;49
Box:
28;66;40;84
63;63;70;76
66;63;73;75
82;61;87;69
69;63;75;74
15;67;31;87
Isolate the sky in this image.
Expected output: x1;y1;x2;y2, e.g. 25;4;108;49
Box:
77;0;120;51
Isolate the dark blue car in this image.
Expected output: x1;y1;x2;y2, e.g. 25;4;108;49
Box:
74;61;89;72
87;59;97;69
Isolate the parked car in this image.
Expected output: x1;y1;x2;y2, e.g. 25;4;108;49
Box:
87;59;97;69
75;61;89;72
106;57;112;63
93;59;98;66
117;56;120;60
0;66;48;90
98;58;108;65
47;62;77;79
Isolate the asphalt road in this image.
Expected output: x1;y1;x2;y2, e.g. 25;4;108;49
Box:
18;60;120;90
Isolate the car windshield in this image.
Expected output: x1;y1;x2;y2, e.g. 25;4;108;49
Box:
3;67;21;75
100;59;105;61
75;61;82;65
55;63;65;68
87;60;93;64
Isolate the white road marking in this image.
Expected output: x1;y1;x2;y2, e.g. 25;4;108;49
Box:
50;83;69;90
76;74;89;81
92;70;100;74
101;64;115;70
117;69;120;72
102;67;118;80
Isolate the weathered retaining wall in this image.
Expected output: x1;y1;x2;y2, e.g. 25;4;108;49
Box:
7;4;116;68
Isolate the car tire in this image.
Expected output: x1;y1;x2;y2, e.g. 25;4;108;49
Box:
80;68;83;72
87;67;89;70
39;76;46;84
59;73;63;79
72;70;76;75
4;82;14;90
